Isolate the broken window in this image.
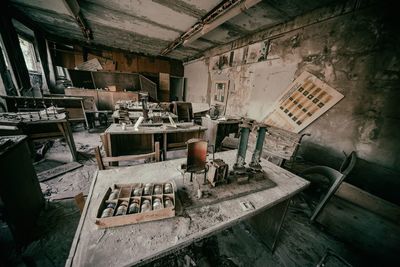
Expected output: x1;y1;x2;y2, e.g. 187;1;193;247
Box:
18;36;38;72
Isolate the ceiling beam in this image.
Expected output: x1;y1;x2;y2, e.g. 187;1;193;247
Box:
63;0;93;40
160;0;261;56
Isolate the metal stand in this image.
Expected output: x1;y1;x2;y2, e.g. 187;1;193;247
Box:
233;123;251;173
249;124;267;170
232;123;251;183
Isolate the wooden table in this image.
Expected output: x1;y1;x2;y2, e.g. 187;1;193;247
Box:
66;150;309;266
104;123;207;160
0;113;78;161
111;110;177;124
1;95;89;128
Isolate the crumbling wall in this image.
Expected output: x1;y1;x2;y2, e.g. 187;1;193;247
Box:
183;1;400;179
184;59;209;103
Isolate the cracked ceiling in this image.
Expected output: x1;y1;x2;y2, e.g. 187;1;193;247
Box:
10;0;341;61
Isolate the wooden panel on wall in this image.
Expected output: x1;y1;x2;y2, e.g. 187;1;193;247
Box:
92;71;140;91
52;44;183;77
68;70;95;89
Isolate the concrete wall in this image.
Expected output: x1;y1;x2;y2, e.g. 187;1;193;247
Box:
184;1;400;180
184;59;209;103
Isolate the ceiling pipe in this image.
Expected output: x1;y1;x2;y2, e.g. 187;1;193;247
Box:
161;0;261;56
63;0;93;41
183;0;261;46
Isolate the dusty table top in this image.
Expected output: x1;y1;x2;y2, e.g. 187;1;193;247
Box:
105;123;207;134
112;110;178;119
0;112;67;125
67;150;309;267
201;116;241;124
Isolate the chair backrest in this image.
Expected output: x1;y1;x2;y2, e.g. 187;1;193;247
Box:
339;151;357;176
95;142;160;170
309;151;357;222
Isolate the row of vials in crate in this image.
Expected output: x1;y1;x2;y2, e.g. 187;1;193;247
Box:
101;196;174;218
100;182;175;218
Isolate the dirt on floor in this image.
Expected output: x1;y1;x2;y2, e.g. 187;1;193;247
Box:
0;126;376;267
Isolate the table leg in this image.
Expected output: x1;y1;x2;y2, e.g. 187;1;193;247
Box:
247;198;291;252
163;133;168;160
58;122;78;161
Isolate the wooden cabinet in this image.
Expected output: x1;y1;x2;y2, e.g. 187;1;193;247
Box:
0;135;45;245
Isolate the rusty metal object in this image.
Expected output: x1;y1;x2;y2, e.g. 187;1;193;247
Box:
185;138;208;183
207;159;229;187
186;139;208;172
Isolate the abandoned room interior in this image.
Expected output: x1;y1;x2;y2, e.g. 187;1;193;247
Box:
0;0;399;266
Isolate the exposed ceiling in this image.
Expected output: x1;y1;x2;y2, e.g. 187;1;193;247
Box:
9;0;340;61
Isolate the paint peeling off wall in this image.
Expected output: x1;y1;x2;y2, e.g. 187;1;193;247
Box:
184;3;400;174
184;59;209;103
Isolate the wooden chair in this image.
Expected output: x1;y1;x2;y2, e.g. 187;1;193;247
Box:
95;142;160;170
301;151;357;222
172;101;193;122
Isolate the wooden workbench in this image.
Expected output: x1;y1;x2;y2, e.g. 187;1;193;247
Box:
104;123;207;160
0;113;78;161
66;150;309;266
111;110;178;124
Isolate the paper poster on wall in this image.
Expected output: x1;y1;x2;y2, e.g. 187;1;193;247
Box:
214;81;228;102
263;71;344;133
211;80;229;114
75;58;103;71
246;41;268;64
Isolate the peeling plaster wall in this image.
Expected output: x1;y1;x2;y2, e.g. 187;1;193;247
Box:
184;2;400;200
184;59;209;103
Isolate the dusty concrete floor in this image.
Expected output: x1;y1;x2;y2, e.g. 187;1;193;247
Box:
0;125;375;267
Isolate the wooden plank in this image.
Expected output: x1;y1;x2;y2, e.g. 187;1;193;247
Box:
28;132;63;139
335;182;400;223
317;196;400;259
102;152;156;163
94;146;105;170
65;171;98;267
74;192;86;214
96;207;175;228
50;190;88;201
37;162;83;182
248;198;291;251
